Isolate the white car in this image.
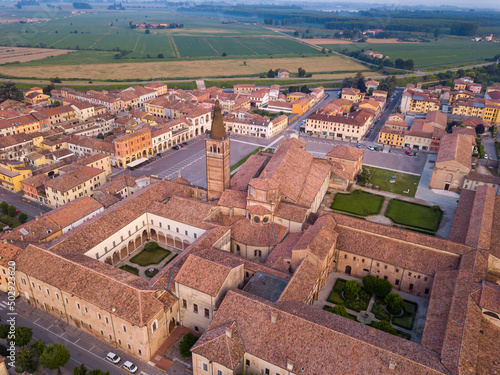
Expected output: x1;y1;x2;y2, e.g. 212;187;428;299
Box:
105;352;121;364
122;361;138;374
367;146;375;151
484;154;488;159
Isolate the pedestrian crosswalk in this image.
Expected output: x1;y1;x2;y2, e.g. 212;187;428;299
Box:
0;300;8;310
156;151;206;180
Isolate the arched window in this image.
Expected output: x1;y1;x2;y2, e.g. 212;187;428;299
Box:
254;249;262;258
151;320;158;333
236;244;240;252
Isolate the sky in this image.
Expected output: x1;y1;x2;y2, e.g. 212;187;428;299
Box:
301;0;500;10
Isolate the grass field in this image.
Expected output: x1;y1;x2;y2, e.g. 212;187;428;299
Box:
320;38;500;69
119;265;139;276
385;199;443;232
0;54;366;81
362;166;420;197
129;247;171;266
331;190;385;216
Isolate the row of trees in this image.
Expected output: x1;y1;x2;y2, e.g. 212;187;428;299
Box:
341;72;367;93
0;201;28;223
0;323;110;374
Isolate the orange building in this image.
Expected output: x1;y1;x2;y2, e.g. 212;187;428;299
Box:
114;128;152;168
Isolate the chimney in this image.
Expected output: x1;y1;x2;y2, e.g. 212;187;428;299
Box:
271;311;277;324
287;359;294;371
225;326;232;339
2;239;6;244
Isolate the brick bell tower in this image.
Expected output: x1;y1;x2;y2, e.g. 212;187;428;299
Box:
206;100;230;200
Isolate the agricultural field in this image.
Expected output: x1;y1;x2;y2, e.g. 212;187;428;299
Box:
0;54;367;80
0;46;72;64
320;38;500;69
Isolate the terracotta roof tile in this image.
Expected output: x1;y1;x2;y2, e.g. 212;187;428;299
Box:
278;259;320;303
16;245;168;326
230;154;268;191
230;218;287;248
195;290;449;374
435;133;473;168
218;190;247;209
326;145;364;161
148;196;217;230
0;242;22;267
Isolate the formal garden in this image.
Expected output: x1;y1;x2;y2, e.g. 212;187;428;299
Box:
329;188;443;235
323;276;417;340
119;241;178;278
357;166;420;197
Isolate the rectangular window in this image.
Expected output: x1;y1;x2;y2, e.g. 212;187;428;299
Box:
193;304;198;314
204;308;209;318
105;317;109;324
77;303;81;310
409;283;414;290
246;360;250;367
183;299;187;308
98;313;102;320
123;325;127;333
395;279;400;286
84;306;88;313
408;272;412;277
203;363;208;371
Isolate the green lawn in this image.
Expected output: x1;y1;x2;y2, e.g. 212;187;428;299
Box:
361;166;420;197
230;147;264;172
371;298;391;321
385;199;443;232
120;265;139;276
331;190;385;216
320;38;500;70
327;278;346;304
130;247;171;267
392;314;415;331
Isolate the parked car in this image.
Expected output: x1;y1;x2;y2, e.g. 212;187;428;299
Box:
405;150;413;156
105;352;121;364
484;154;488;159
183;141;189;145
367;146;375;151
122;361;138;374
374;147;380;151
356;144;362;149
172;145;180;150
158;153;163;157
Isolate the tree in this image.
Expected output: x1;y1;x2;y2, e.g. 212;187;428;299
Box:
16;347;36;373
371;320;397;335
267;69;275;78
18;212;28;224
363;275;392;298
344;280;361;297
30;340;46;358
53;100;61;107
7;205;16;218
0;201;8;215
330;304;349;318
476;123;485;135
385;293;404;315
145;29;150;34
356;72;366;93
0;324;9;339
450;22;479;36
221;52;227;57
179;333;198;358
40;343;71;374
243;61;246;66
88;370;110;375
0;344;8;357
15;326;33;347
368;87;374;96
157;53;164;58
43;83;55;95
74;364;87;375
434;28;441;39
97;133;105;140
341;77;357;89
293;30;299;37
298;67;306;77
0;82;23;102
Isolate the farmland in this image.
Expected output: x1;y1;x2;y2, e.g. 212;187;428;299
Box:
319;38;500;69
0;46;72;64
0;54;368;81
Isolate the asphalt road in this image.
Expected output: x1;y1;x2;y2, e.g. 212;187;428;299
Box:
0;191;51;218
0;291;165;375
367;88;404;143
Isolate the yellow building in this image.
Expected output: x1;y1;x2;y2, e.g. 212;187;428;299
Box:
341;88;365;103
44;166;108;207
23;87;50;105
451;99;500;124
0;162;32;192
287;92;306;102
378;127;404;147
